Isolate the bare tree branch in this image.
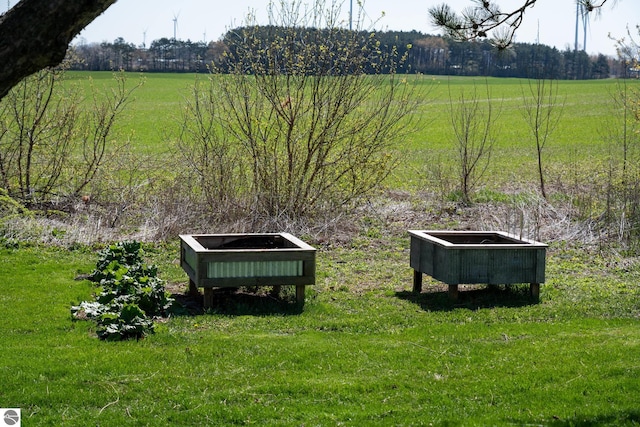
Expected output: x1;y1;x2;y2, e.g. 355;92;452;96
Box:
0;0;117;100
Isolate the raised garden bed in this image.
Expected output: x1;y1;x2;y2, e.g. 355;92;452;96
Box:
408;230;547;300
179;233;316;308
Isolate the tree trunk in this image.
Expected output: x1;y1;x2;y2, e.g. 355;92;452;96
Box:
0;0;117;100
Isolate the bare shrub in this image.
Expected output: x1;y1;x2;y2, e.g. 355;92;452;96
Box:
447;79;499;205
176;77;249;222
178;0;426;222
520;77;564;199
0;66;142;208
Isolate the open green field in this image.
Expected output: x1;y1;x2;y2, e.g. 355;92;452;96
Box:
63;71;639;192
1;73;639;425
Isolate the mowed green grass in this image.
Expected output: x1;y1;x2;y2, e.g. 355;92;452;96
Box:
64;71;639;192
0;239;639;426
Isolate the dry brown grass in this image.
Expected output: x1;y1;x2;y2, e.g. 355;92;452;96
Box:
0;181;625;254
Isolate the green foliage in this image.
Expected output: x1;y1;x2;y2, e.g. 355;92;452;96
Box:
72;240;173;340
0;187;28;216
0;188;32;249
95;303;153;342
90;240;144;280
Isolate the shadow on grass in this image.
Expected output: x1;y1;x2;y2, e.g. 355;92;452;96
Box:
170;287;304;317
396;284;538;312
509;410;640;426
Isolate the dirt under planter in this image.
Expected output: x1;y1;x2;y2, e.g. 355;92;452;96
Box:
408;230;547;300
179;233;316;308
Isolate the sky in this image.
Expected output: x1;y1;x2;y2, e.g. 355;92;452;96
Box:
6;0;636;56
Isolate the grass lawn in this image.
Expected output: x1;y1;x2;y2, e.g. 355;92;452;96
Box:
0;239;638;426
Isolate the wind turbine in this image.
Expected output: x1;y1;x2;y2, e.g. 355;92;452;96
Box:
574;1;592;51
172;11;180;40
574;2;579;51
581;5;590;52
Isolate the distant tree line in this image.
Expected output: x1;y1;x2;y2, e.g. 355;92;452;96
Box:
69;27;630;79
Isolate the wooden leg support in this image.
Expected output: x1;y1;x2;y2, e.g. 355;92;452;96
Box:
188;279;199;297
203;288;214;310
413;270;423;294
296;285;305;305
530;283;540;301
448;284;459;301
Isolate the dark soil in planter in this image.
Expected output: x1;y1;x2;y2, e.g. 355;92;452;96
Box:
434;233;523;245
210;236;289;249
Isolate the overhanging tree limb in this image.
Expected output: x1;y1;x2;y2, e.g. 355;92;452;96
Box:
0;0;117;100
429;0;611;49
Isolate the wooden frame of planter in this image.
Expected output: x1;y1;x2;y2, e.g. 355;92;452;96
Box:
179;233;316;308
408;230;547;301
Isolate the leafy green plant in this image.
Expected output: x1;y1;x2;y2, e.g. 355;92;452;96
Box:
72;240;173;340
95;302;154;342
89;240;144;281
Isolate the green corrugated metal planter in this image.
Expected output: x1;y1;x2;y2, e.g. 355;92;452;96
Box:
408;230;547;301
180;233;316;308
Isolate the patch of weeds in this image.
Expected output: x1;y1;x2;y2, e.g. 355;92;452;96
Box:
0;237;20;250
51;227;67;239
473;188;513;204
43;209;68;220
359;215;384;239
0;188;30;217
71;240;174;341
0;189;33;248
445;189;465;203
474;188;537;205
